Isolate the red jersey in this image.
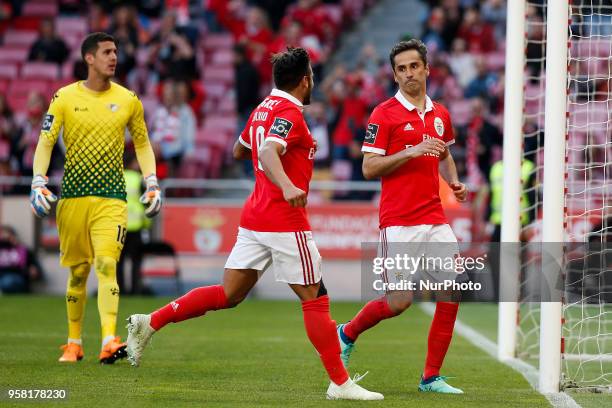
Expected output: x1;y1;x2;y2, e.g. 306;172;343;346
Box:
362;91;455;229
239;89;315;232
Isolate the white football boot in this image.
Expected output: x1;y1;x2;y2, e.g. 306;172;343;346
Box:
126;314;156;367
326;373;384;400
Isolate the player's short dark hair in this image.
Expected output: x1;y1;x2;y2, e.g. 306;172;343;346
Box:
81;32;116;61
389;39;428;70
271;47;311;91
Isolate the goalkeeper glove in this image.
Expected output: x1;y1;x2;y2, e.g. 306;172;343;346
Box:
140;174;162;218
30;175;57;218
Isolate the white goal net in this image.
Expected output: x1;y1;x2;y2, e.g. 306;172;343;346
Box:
515;0;612;392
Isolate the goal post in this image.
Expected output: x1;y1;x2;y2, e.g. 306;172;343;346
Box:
498;0;527;362
539;0;570;393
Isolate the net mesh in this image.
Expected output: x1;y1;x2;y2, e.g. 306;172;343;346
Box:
516;0;547;369
562;0;612;391
515;0;612;392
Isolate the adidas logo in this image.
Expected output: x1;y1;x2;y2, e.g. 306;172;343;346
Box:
171;301;179;311
404;123;414;131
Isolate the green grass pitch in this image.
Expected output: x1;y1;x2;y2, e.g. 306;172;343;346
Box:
0;296;552;407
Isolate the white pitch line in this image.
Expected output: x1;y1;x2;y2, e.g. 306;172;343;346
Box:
418;303;582;408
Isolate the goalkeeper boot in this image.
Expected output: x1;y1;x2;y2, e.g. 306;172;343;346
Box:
337;323;355;367
326;373;384;400
58;342;84;362
126;314;155;367
99;336;127;364
418;375;464;394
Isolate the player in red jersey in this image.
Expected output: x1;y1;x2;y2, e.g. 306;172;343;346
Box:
125;48;382;401
337;40;468;394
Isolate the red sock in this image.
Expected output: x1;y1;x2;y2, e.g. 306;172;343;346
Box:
301;295;349;385
150;285;228;331
424;302;459;379
343;297;398;342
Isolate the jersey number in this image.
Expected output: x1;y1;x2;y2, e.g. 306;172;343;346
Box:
116;225;127;244
249;125;266;171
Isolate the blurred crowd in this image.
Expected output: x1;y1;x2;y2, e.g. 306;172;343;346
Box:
0;0;531;207
0;0;376;187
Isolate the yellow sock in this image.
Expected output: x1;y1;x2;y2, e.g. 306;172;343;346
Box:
66;263;90;340
95;256;120;340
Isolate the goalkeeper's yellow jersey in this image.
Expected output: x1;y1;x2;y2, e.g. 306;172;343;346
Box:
40;81;151;201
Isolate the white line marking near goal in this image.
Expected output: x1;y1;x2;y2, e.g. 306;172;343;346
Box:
418;303;582;408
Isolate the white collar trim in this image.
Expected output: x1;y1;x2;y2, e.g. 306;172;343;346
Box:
271;88;303;107
394;90;433;113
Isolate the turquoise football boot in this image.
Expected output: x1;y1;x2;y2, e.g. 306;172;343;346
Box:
337;323;355;367
418;375;464;394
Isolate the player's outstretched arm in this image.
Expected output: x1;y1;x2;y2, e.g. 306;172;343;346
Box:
30;139;58;217
439;148;467;202
30;93;63;218
130;96;163;217
362;138;446;179
259;141;307;207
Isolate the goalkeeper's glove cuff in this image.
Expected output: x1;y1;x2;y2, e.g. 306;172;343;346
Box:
140;174;162;218
30;175;57;218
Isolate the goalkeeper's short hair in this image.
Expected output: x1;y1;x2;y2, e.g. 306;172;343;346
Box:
81;32;117;61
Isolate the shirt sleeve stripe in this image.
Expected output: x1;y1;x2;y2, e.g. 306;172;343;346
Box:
239;135;251;149
361;146;386;155
445;139;455;147
265;137;287;155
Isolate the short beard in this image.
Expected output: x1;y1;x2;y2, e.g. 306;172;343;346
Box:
303;89;312;105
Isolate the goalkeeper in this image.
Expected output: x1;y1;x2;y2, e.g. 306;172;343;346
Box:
30;32;162;364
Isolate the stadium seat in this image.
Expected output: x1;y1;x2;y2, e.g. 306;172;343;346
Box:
22;2;59;17
136;48;149;67
211;49;233;66
63;33;81;50
203;34;234;52
322;4;343;26
7;94;29;112
0;63;18;79
196;126;233;149
202;82;227;100
140;96;159;118
61;61;73;79
0;47;29;63
8;80;52;105
485;51;506;71
203;66;234;85
2;29;38;47
140;241;182;295
203;116;237;134
21;62;60;80
55;17;87;36
217;96;236;114
449;100;473;127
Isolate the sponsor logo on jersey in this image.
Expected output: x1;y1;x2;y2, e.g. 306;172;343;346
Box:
404;122;414;131
434;117;444;136
42;114;54;131
365;123;379;144
270;117;293;139
74;106;88;112
108;104;119;112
